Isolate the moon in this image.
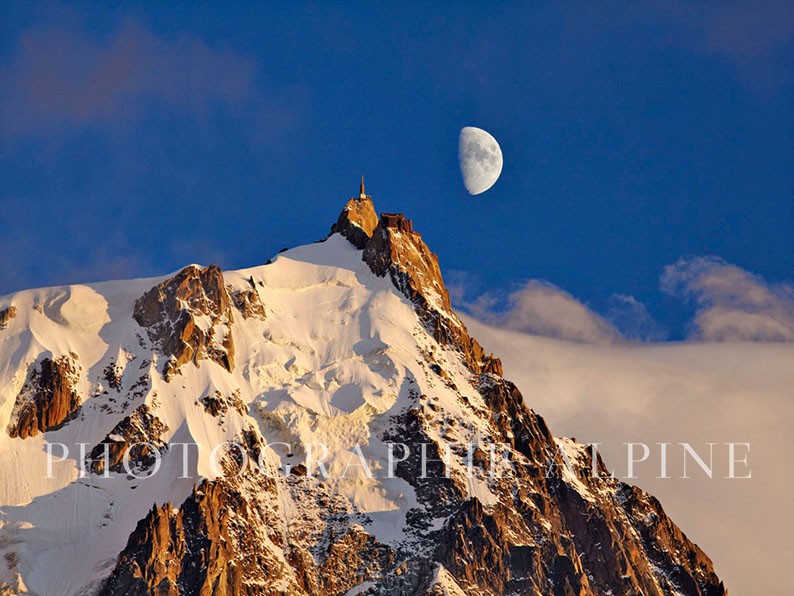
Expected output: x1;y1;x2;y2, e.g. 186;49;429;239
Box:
458;126;503;195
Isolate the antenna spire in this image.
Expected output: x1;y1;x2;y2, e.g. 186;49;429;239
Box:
359;176;366;199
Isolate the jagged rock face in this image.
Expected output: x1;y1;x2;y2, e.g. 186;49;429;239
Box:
618;484;726;595
101;471;395;596
0;305;16;330
100;476;303;596
87;404;168;475
315;525;395;594
363;213;452;312
330;196;378;249
103;361;124;391
435;498;591;595
359;212;501;376
385;374;726;596
425;376;716;595
133;264;236;377
231;285;266;321
7;354;81;439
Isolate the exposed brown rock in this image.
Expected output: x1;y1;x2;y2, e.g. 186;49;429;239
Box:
86;404;169;475
436;498;591;595
330;194;378;249
0;305;16;330
7;354;81;439
317;525;394;595
100;477;298;596
290;463;308;476
133;264;235;377
438;375;727;596
103;361;124;391
231;278;266;320
379;365;724;594
198;389;246;418
101;470;397;596
332;190;500;375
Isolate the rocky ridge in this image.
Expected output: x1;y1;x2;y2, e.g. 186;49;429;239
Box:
350;202;502;376
86;404;169;476
133;264;236;378
6;354;82;439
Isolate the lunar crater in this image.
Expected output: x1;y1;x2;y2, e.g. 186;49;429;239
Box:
459;126;503;195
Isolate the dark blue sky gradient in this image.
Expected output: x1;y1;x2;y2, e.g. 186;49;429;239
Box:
1;2;792;338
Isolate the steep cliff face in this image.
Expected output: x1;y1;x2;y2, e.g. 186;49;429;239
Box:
6;354;82;439
133;264;236;377
100;476;304;596
102;468;397;596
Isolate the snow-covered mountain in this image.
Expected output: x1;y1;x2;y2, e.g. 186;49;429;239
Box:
0;190;726;595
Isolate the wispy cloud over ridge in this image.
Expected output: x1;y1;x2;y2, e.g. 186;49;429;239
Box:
0;19;256;137
459;279;623;345
661;256;794;342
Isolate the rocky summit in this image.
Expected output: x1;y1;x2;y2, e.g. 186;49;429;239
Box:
0;187;725;595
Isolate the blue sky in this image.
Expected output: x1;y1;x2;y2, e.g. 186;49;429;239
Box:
1;1;792;341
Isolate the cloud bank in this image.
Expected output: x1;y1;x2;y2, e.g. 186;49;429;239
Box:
661;256;794;342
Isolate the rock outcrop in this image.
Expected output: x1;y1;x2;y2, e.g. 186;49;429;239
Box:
101;470;395;596
0;305;16;330
100;476;304;596
330;193;378;249
7;354;82;439
86;404;168;475
230;278;266;321
133;264;236;378
197;390;246;418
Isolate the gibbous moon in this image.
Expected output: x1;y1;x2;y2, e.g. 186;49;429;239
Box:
458;126;503;195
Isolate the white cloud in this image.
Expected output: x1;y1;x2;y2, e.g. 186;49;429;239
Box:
661;256;794;342
464;280;622;345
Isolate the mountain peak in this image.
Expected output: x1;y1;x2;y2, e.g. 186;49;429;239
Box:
0;189;726;595
331;189;503;377
330;182;378;249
